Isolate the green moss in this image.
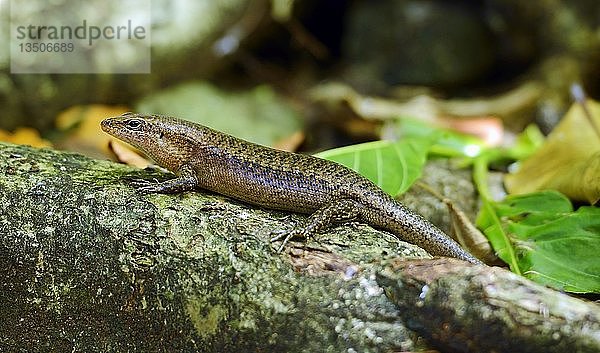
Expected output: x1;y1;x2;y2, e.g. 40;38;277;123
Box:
185;299;227;338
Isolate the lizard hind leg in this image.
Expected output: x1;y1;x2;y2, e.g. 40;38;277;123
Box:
272;198;361;252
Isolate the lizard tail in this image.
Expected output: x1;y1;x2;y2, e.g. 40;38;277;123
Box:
365;198;483;265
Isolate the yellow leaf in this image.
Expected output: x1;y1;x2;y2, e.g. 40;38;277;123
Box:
55;105;129;157
0;127;52;148
0;129;12;141
505;99;600;204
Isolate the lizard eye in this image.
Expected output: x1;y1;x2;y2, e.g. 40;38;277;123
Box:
125;119;143;131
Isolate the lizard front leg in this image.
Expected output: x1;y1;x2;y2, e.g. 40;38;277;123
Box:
272;198;361;252
134;163;198;194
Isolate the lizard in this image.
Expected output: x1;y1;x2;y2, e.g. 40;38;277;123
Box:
101;112;482;264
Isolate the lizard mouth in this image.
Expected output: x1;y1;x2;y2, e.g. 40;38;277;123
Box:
100;117;116;134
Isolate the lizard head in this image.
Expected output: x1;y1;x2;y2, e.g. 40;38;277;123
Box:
101;112;199;173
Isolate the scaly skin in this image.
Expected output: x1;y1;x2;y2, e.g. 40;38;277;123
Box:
101;112;482;264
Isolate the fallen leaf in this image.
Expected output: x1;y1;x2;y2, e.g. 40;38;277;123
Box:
0;130;10;141
0;127;52;148
504;99;600;204
415;181;500;265
273;131;304;152
107;140;151;168
309;80;542;124
477;191;600;293
445;199;500;265
55;104;130;157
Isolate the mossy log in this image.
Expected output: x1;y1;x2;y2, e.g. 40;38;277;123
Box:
379;259;600;353
0;142;598;353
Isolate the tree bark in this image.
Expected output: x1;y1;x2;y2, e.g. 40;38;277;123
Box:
0;142;427;353
0;142;598;353
379;259;600;353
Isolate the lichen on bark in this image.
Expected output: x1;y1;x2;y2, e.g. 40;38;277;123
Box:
0;142;422;352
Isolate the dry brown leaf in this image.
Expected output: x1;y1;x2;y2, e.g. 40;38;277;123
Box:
445;200;501;265
414;181;500;265
309;81;541;123
505;99;600;204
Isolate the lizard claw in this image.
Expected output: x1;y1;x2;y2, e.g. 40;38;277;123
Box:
276;233;295;253
269;230;287;242
270;229;305;253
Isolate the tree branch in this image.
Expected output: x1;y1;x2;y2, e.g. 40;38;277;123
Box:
1;142;598;353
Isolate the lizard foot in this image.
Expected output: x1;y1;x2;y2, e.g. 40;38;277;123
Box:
128;178;162;194
270;229;306;253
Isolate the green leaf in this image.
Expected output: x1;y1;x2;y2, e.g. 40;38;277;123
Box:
476;198;521;274
477;191;600;293
492;191;572;220
315;138;433;196
504;124;544;161
317;118;489;197
397;118;488;159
